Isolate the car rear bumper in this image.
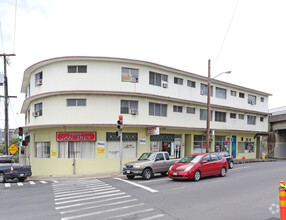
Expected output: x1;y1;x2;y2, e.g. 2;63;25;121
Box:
5;172;32;180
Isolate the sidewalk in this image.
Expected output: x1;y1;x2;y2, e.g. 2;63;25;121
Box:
233;158;277;164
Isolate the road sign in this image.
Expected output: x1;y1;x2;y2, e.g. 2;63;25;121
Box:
8;144;18;155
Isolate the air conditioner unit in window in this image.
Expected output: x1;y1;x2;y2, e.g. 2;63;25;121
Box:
250;101;255;105
36;79;42;86
162;81;168;88
200;90;205;95
33;111;40;117
130;109;138;115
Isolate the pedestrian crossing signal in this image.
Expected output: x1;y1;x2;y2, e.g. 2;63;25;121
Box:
22;140;28;146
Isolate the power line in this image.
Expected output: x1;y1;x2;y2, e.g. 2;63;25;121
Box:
214;0;240;67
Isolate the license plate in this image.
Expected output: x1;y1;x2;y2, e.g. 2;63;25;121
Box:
173;172;178;176
126;170;130;174
20;174;24;177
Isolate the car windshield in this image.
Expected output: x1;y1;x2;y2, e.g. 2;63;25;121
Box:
178;155;203;163
138;153;156;161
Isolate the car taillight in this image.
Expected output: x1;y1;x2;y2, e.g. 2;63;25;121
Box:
232;155;233;159
10;166;14;173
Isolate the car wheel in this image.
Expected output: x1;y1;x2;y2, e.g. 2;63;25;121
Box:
229;161;234;169
160;172;167;176
142;168;152;180
18;178;27;182
220;167;227;177
193;170;201;181
126;175;135;180
0;172;6;183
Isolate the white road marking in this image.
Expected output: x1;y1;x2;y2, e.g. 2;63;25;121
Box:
55;187;116;198
55;189;120;201
55;192;126;205
60;203;145;220
54;186;114;197
138;178;171;184
139;214;165;220
104;208;154;219
114;178;158;193
40;181;47;184
29;181;36;185
52;180;59;183
56;195;131;210
53;183;109;192
231;166;251;170
17;182;23;186
4;183;11;187
60;199;138;214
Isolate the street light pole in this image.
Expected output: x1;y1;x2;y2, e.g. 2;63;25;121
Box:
206;59;211;153
205;59;231;153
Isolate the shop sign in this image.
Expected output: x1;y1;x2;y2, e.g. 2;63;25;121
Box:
147;127;160;135
56;132;96;142
140;138;146;145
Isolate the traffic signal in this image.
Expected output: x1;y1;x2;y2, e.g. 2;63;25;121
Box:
18;127;23;140
22;140;28;146
117;115;123;130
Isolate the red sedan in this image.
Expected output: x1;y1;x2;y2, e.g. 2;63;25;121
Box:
168;153;228;181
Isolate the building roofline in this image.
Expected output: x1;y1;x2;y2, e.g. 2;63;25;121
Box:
21;56;272;96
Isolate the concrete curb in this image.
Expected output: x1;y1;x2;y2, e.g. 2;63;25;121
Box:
233;158;277;164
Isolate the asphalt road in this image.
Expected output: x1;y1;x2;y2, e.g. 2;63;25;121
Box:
0;161;285;220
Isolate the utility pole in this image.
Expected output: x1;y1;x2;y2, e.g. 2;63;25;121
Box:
0;53;16;155
206;59;211;153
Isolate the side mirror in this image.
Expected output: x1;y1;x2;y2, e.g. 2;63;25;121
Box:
202;160;208;164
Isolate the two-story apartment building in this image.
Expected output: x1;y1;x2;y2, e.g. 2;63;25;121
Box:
20;56;270;176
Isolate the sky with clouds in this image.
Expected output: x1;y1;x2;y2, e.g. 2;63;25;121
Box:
0;0;286;129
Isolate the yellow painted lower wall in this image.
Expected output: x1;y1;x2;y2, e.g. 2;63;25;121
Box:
27;127;258;176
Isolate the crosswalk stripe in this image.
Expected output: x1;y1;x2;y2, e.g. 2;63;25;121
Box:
4;183;11;188
60;203;145;220
52;180;59;183
29;181;36;185
17;182;23;186
60;199;138;214
55;195;131;210
139;214;165;220
40;181;47;184
53;183;109;193
54;185;113;195
105;208;154;219
55;186;114;198
55;192;126;205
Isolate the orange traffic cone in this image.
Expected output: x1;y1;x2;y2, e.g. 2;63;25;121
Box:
279;181;286;220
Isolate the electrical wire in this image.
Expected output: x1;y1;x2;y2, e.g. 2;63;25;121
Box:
9;98;22;128
13;0;18;53
214;0;240;67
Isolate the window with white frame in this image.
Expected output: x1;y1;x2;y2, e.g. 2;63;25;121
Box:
260;117;264;122
248;94;256;105
215;111;226;122
230;113;236;119
239;114;244;120
121;100;138;114
35;72;43;87
239;92;245;98
67;65;87;73
67;99;86;106
187;107;195;114
173;105;183;113
149;71;168;86
149;102;167;117
200;83;213;96
261;97;264;102
34;103;42;116
187;80;196;88
121;67;139;83
200;109;213;121
35;142;50;158
58;142;96;158
247;115;256;125
174;77;183;85
216;87;227;99
230;90;236;96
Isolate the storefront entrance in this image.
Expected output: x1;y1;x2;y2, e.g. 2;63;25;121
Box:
150;134;181;158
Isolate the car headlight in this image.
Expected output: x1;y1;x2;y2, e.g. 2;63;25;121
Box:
169;165;173;170
123;165;126;169
133;165;141;169
184;165;194;171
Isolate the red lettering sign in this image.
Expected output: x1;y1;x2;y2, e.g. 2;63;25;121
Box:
56;132;96;142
